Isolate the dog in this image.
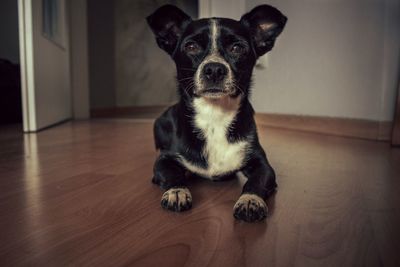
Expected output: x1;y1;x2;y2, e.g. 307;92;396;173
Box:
146;4;287;222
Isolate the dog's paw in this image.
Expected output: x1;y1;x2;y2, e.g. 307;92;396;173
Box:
233;193;268;222
161;187;192;212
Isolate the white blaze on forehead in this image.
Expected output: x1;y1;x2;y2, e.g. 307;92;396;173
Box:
210;19;218;53
195;19;233;91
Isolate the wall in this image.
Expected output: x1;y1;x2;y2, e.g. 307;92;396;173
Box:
200;0;400;122
88;0;116;109
246;0;400;121
114;0;198;107
88;0;197;108
0;0;20;63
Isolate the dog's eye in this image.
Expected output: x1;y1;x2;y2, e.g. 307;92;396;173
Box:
184;42;201;54
230;44;245;54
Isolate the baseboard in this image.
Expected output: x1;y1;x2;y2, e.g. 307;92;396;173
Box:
90;105;168;119
255;113;392;141
90;106;393;141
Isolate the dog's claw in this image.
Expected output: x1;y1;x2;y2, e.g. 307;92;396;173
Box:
233;193;268;222
161;187;192;212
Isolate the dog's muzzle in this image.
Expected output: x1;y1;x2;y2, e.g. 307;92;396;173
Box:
197;62;232;98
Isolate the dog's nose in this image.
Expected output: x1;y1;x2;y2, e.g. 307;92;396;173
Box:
203;63;227;82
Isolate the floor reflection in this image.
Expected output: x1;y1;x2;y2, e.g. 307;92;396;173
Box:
23;133;47;255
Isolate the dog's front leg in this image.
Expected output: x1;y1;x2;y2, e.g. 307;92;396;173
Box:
234;152;277;222
152;153;192;212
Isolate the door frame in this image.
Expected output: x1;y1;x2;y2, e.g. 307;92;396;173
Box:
18;0;36;132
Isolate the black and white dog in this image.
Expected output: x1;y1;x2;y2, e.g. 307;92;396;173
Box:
147;4;287;222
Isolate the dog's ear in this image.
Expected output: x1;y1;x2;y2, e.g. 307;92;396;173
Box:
240;5;287;57
146;5;192;55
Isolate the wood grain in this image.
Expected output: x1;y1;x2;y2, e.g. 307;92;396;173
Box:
0;120;399;266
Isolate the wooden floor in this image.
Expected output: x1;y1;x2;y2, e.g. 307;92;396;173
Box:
0;119;400;266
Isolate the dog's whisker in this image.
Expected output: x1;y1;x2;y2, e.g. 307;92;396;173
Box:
181;81;196;98
232;82;245;95
178;77;194;82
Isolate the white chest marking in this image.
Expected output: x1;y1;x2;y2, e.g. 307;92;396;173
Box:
180;97;249;178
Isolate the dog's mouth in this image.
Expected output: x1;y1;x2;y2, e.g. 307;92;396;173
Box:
198;88;230;99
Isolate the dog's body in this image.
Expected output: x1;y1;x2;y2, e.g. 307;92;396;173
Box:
147;5;287;222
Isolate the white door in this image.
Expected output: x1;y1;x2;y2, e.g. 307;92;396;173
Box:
18;0;71;132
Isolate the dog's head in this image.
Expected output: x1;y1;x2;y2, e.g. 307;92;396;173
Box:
147;5;287;100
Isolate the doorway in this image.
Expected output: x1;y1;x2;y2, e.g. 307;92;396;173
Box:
0;0;22;126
